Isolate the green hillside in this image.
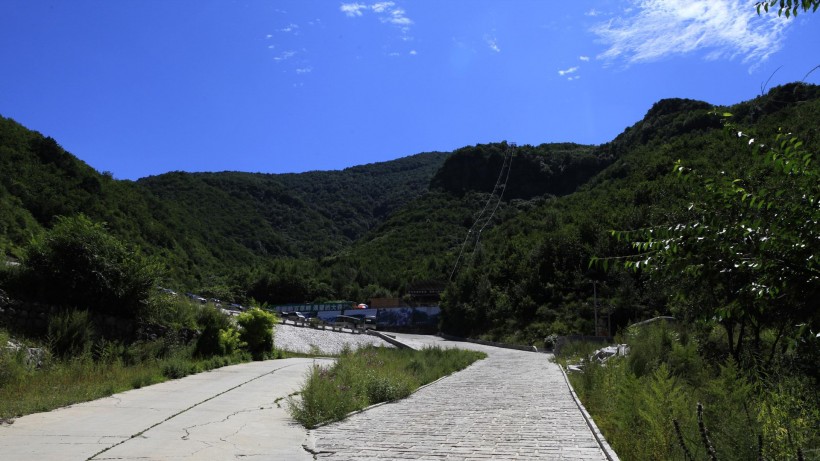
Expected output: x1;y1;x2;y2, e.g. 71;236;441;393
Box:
0;115;446;286
436;83;820;343
1;83;818;342
137;151;447;260
309;83;819;345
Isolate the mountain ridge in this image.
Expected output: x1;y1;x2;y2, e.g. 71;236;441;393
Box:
2;83;818;342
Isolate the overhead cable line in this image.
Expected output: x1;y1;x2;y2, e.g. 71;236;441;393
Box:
471;143;515;258
448;142;516;281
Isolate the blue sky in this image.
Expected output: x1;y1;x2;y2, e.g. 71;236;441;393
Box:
1;1;818;180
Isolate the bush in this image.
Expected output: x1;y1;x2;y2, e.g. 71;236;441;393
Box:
161;357;200;379
47;310;94;358
142;291;199;331
218;328;245;355
567;321;820;460
236;308;276;360
0;330;30;387
194;306;234;357
8;214;157;319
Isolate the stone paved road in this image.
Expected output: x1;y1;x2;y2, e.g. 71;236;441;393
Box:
310;334;610;460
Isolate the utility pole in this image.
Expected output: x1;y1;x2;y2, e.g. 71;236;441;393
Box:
593;280;598;337
608;304;612;338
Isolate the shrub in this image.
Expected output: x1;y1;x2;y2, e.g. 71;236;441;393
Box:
236;308;276;360
625;321;677;377
9;214;157;319
218;328;245;356
47;310;94;358
0;330;30;387
161;358;196;379
756;374;820;459
142;291;199;331
194;305;234;357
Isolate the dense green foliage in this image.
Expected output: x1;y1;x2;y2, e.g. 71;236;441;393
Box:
607;118;819;364
235;308;276;360
6;214;156;319
430;141;609;199
559;322;819;460
0;114;446;286
194;305;242;357
288;346;485;428
2;85;817;344
439;85;820;346
137;151;447;262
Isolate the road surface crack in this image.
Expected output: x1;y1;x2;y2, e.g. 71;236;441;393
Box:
86;362;304;460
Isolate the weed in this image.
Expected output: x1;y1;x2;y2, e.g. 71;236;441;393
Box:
289;346;485;429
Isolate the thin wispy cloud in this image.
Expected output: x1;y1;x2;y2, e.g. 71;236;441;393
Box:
558;66;579;76
340;3;367;17
279;23;299;33
593;0;788;67
385;8;412;25
558;66;581;81
274;50;297;62
485;34;501;53
340;2;415;50
295;67;313;74
579;55;590;62
340;2;414;31
371;2;393;13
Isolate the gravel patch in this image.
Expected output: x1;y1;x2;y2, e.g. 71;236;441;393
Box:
274;324;394;355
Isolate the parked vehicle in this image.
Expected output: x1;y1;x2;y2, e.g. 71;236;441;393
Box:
284;311;306;321
334;315;362;329
343;313;376;330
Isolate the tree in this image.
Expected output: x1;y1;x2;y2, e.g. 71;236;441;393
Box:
755;0;820;17
605;109;819;361
236;308;276;360
10;214;158;318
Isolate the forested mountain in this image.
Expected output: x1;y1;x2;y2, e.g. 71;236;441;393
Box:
1;83;818;343
434;83;820;342
0;115;446;285
137;151;447;259
324;83;819;344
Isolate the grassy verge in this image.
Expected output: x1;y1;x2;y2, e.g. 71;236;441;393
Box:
554;323;820;461
288;345;486;428
0;302;284;420
0;332;252;420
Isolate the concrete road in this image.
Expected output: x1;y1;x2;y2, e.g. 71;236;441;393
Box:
0;358;332;461
310;333;613;460
1;334;616;460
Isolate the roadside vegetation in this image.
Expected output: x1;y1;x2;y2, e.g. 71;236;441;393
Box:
0;327;250;420
559;105;820;459
0;215;280;420
288;345;486;428
556;321;819;460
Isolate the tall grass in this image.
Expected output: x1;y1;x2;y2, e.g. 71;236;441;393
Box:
288;346;486;428
0;328;250;420
560;323;820;460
